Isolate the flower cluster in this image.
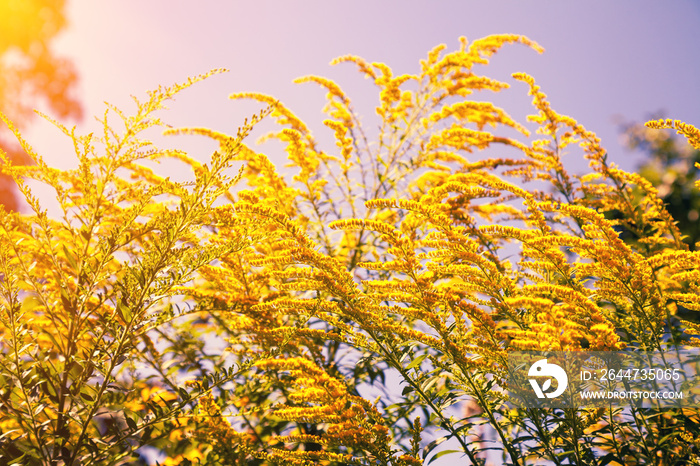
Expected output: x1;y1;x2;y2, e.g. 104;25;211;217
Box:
2;36;699;465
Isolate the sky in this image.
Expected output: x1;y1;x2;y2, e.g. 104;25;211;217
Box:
24;1;700;183
14;1;700;463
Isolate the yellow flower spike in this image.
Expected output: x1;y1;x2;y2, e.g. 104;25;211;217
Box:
646;119;700;151
295;75;355;127
429;101;530;135
324;119;354;163
331;54;378;80
229;92;316;147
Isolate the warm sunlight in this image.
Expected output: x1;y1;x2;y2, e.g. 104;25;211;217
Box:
1;2;699;465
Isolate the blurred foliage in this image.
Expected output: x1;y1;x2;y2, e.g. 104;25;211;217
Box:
0;0;82;211
621;118;700;251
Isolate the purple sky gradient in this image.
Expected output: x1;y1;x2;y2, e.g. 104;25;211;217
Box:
25;1;700;178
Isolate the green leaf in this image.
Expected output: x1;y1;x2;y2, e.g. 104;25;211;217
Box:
427;449;462;465
599;452;625;466
60;287;73;314
117;299;132;322
33;404;46;416
125;415;138;431
79;386;94;402
62;244;78;270
406;353;428;371
420;375;439;393
423;435;448;459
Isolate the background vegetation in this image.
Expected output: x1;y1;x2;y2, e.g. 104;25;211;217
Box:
0;0;82;212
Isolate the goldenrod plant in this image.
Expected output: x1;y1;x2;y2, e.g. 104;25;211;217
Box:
1;35;699;465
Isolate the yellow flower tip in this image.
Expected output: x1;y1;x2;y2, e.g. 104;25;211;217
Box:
644;118;700;150
511;72;535;84
459;36;469;52
280;128;302;141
